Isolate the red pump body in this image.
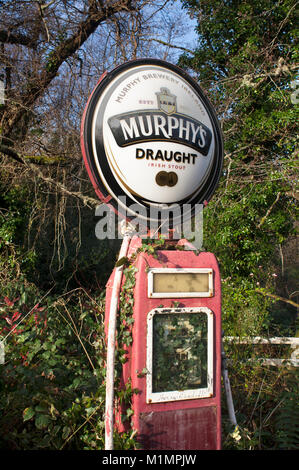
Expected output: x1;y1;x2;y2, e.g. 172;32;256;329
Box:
105;238;222;450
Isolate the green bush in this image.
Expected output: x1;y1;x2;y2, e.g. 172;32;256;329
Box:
0;282;104;450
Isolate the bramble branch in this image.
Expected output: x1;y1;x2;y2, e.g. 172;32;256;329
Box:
256;289;299;309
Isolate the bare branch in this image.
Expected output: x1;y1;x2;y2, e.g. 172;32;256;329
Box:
0;144;26;164
0;145;100;208
1;0;134;139
40;0;57;10
256;289;299;309
145;37;194;55
31;166;101;208
257;192;281;229
36;1;51;42
0;29;37;48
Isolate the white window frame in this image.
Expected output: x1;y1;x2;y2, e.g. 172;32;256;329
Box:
146;307;214;404
147;268;213;298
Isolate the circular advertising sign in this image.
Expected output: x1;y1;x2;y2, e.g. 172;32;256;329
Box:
81;59;223;226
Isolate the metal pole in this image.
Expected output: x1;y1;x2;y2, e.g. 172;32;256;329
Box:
105;230;132;450
221;334;237;428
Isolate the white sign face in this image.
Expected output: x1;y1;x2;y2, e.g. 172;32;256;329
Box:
81;60;223;225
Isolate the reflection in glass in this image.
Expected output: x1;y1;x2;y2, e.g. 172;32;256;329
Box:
152;313;208;393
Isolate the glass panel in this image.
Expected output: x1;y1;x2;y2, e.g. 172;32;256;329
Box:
152;312;208;393
153;272;209;293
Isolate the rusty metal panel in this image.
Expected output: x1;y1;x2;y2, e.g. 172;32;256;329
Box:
138;406;218;450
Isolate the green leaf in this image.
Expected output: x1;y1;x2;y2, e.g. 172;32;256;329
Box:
72;377;81;389
35;403;48;413
115;256;129;267
126;408;134;418
23;407;35;422
35;414;51;430
62;426;72;439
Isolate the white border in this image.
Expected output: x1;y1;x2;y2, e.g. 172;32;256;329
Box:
146;307;214;403
147;268;213;298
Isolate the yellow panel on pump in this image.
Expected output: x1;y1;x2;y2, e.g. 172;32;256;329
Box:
153;272;210;293
148;268;213;298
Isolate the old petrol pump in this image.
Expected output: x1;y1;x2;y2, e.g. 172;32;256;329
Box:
105;238;222;450
81;59;224;450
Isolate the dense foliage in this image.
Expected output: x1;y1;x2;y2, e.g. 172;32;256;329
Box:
0;0;298;450
179;0;298;337
179;0;299;449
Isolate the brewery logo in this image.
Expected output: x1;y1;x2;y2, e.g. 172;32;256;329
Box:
81;59;223;226
156;87;176;114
